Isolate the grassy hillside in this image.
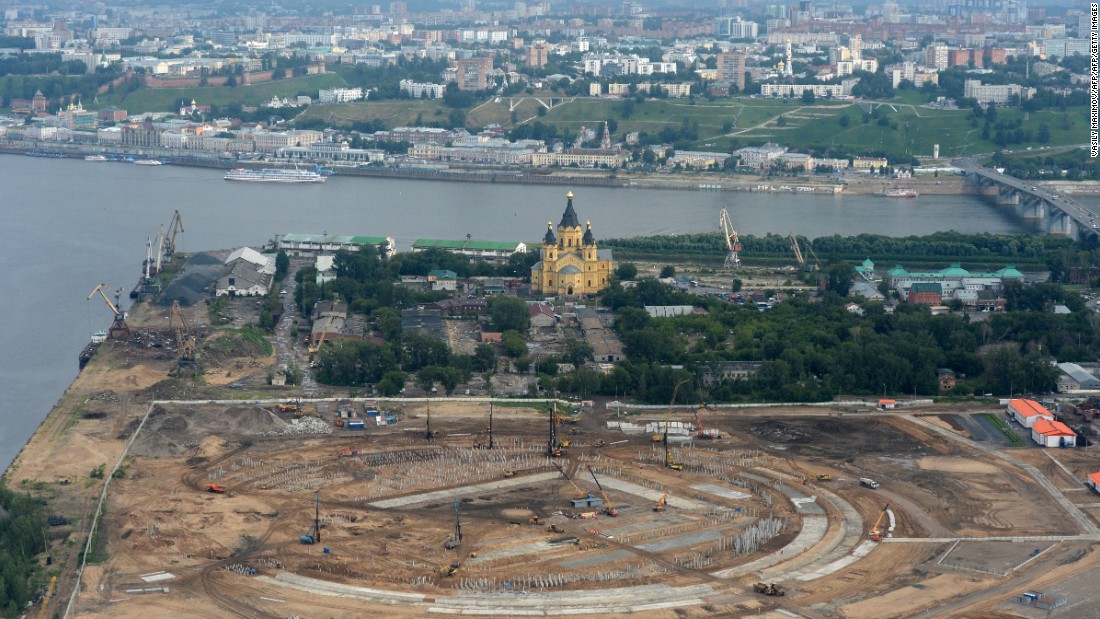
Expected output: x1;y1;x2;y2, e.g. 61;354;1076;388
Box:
98;73;349;114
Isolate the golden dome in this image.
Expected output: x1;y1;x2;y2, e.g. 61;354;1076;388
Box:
566;191;574;199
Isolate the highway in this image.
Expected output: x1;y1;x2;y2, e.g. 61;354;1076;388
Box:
954;157;1100;239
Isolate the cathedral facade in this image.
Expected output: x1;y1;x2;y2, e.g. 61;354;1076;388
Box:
531;192;614;296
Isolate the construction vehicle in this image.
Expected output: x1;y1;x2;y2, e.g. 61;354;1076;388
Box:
547;524;565;533
441;562;460;577
814;474;832;481
664;380;690;470
869;503;890;542
169;300;198;376
528;516;542;525
443;497;463;549
553;462;594;501
425;402;439;441
487;401;495;449
547;402;563;457
720;207;742;270
307;331;329;355
300;492;321;544
753;582;785;596
859;477;880;489
694;404;720;440
278;401;301;414
87;284;130;339
205;483;226;493
503;470;516;478
654;493;668;512
587;466;618;517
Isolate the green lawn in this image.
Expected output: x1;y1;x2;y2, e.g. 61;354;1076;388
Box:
98;73;349;114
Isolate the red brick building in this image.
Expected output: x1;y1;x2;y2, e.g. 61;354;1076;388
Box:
909;282;943;305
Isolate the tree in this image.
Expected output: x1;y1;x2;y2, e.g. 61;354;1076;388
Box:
274;250;289;281
377;370;405;395
659;265;676;278
823;263;855;296
473;343;497;372
615;262;638;280
564;340;594;367
488;296;530;332
501;330;527;357
801;89;815;105
838;115;850;128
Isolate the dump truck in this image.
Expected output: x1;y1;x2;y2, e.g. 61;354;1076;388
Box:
859;477;879;489
753;582;785;596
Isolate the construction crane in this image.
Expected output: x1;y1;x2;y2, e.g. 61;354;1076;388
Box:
720;208;742;269
487;401;495;449
87;284;130;339
300;492;320;544
169;300;198;375
547;401;562;457
868;503;891;542
164;210;184;261
307;331;329;355
553;462;592;501
587;466;618;516
653;493;668;512
664;379;690;470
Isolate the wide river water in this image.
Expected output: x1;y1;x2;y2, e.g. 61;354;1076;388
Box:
0;154;1037;471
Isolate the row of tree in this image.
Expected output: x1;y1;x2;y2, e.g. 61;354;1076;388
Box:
0;485;48;617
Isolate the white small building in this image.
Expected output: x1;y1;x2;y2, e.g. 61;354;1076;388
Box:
226;246;276;275
318;88;365;104
1088;472;1100;493
1031;418;1076;448
216;259;273;297
1007;399;1055;428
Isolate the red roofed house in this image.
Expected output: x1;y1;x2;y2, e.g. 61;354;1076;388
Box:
1031;418;1076;448
1088;472;1100;493
529;302;557;328
1007;399;1054;428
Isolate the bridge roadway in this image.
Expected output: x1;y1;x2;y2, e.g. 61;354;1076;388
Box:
955;157;1099;239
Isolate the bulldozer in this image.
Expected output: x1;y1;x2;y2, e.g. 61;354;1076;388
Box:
205;483;226;493
814;474;832;481
753;582;785;596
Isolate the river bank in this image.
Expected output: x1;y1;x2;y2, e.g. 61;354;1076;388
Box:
0;140;989;196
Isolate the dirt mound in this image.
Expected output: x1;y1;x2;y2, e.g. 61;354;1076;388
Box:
751;420;813;443
130;404;287;457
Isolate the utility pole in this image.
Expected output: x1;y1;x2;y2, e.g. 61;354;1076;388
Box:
488;400;495;449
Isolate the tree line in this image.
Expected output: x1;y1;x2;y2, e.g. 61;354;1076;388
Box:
0;484;48;617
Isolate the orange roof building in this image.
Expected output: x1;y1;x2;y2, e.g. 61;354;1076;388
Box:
1007;399;1054;428
1088;472;1100;492
1031;418;1076;448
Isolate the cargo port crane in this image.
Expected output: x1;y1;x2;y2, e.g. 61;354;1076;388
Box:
720;208;742;270
788;233;820;272
164;210;184;262
88;284;130;339
169;300;198;376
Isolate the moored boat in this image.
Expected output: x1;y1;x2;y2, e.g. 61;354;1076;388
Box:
224;167;327;183
84;154;108;161
134;159;163;166
874;186;919;198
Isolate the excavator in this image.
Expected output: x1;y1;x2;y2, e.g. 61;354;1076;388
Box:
653;493;668;512
869;503;891;542
694;404;720;440
753;582;785;596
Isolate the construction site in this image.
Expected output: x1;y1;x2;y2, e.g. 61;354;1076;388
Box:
7;220;1100;619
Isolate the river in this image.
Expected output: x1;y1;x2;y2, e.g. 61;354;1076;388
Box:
0;154;1030;471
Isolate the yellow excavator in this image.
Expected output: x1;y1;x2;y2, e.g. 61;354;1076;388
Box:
869;503;891;542
653;493;668;512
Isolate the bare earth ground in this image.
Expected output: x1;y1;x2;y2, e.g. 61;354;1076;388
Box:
5;297;1100;619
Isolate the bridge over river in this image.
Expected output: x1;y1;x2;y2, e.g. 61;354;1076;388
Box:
956;157;1099;241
